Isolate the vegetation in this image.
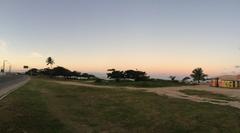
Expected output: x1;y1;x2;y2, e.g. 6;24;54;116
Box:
26;58;210;88
169;76;176;81
1;79;240;132
107;69;150;81
124;70;149;81
180;89;239;101
190;68;208;84
52;66;72;77
93;79;184;88
26;57;96;80
104;69;182;87
182;76;191;83
46;57;55;68
107;69;124;81
26;67;96;80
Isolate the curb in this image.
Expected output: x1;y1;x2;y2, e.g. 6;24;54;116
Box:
0;77;30;100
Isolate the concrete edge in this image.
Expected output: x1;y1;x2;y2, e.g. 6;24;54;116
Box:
0;77;31;101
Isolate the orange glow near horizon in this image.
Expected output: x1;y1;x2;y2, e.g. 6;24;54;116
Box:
7;54;234;78
0;0;240;79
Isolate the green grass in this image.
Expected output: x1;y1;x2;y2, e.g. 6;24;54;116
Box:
1;79;240;132
36;76;186;88
93;79;185;88
180;89;239;101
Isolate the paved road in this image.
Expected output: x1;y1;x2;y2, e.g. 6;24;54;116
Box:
0;75;28;88
0;75;30;100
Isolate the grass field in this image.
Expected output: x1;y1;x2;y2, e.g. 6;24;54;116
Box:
1;79;240;133
93;79;185;88
39;76;186;88
180;89;239;101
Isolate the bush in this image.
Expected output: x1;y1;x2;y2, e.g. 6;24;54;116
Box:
95;78;103;83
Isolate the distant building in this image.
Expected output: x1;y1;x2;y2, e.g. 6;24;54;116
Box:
210;75;240;88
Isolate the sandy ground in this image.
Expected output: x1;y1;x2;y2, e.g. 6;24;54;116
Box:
145;86;240;109
51;81;240;109
0;76;30;100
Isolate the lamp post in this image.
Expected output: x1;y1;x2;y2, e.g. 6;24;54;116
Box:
8;63;12;74
5;61;12;74
2;60;7;73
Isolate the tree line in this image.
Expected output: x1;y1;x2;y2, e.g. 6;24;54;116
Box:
26;67;96;79
26;57;208;84
26;57;96;79
107;69;150;81
107;67;208;84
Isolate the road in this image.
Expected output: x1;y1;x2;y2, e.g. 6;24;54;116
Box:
0;75;30;100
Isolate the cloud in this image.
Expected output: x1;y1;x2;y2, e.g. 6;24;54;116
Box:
31;52;43;58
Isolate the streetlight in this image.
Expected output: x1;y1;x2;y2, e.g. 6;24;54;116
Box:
6;61;12;74
9;64;12;73
1;60;7;73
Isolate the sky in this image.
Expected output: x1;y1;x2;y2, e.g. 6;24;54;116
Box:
0;0;240;79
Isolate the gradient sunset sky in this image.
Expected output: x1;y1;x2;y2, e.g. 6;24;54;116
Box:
0;0;240;78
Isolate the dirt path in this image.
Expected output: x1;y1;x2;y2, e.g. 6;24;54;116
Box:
0;76;30;100
144;86;240;109
51;81;240;109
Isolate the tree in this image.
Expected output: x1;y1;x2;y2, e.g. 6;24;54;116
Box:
71;71;81;77
39;68;52;76
107;69;124;81
46;57;55;68
52;66;71;78
25;68;39;76
190;68;207;84
182;76;190;83
169;76;176;81
124;70;149;81
81;73;96;79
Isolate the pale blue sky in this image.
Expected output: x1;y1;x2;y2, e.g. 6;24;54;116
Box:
0;0;240;78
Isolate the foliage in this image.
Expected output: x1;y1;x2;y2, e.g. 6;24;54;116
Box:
71;71;81;77
169;76;176;81
25;67;96;79
190;68;208;84
107;69;125;81
182;77;191;83
39;68;52;75
107;69;149;81
25;68;39;76
94;78;103;83
52;66;72;77
81;73;96;79
124;70;149;81
46;57;55;68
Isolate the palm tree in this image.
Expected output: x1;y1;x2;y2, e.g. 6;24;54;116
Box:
190;68;207;84
46;57;55;69
169;76;176;81
182;76;190;83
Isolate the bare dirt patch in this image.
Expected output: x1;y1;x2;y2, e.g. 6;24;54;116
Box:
145;85;240;109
